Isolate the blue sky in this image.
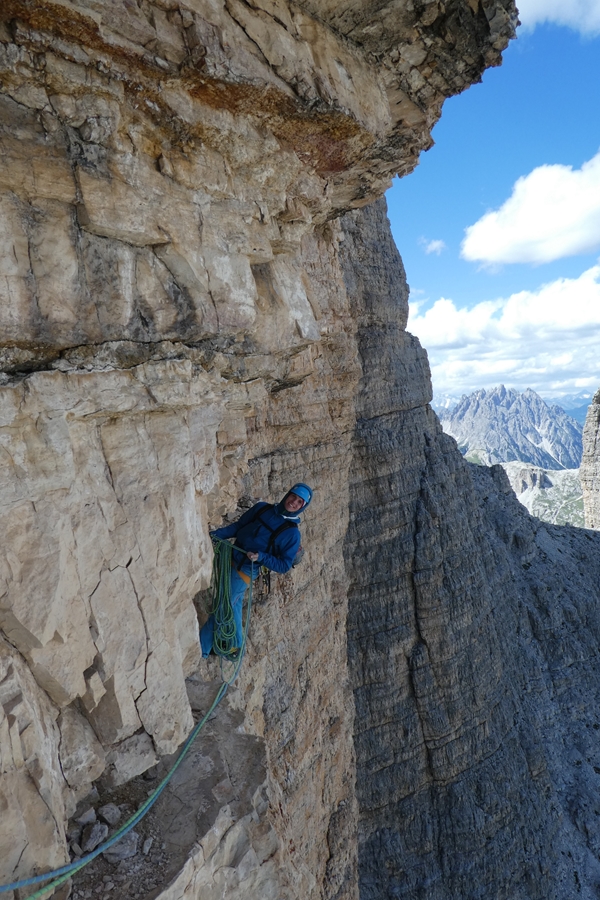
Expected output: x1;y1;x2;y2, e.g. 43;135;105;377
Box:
386;2;600;400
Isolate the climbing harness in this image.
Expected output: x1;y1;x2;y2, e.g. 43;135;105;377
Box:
239;503;299;554
235;503;304;569
0;545;254;900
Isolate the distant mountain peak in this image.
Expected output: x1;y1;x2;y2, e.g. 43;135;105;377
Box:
439;386;583;469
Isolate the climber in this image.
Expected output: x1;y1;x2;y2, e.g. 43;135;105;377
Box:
200;483;313;657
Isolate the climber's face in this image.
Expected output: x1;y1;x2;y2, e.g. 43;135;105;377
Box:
284;492;305;513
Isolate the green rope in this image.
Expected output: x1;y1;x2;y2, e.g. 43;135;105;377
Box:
23;860;89;900
19;677;225;898
210;539;243;660
8;547;254;900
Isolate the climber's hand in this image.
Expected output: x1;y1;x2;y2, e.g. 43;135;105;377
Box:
247;551;259;562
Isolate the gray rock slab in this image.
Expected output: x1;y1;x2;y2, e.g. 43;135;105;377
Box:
97;804;122;827
102;830;140;864
81;822;109;853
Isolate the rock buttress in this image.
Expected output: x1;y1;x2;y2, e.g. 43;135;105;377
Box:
581;387;600;529
342;200;600;900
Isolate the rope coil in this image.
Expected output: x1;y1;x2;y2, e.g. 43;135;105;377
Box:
0;540;253;900
210;538;239;660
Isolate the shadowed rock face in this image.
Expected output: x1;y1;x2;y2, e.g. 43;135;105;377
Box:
341;202;600;900
582;388;600;529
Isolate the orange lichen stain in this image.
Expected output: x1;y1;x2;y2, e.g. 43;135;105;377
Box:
185;76;372;175
1;0;375;176
1;0;103;50
1;0;167;82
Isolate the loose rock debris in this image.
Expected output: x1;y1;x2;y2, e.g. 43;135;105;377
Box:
65;676;268;900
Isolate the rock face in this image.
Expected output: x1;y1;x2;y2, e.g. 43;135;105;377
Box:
341;208;600;900
581;387;600;529
500;461;584;527
10;3;600;900
440;385;583;469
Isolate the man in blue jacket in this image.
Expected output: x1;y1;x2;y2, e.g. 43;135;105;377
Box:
200;483;313;658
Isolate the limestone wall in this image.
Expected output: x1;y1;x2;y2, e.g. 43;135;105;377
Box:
15;3;600;900
582;388;600;529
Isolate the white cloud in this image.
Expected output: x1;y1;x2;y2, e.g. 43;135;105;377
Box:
408;263;600;396
419;238;447;256
461;150;600;264
517;0;600;35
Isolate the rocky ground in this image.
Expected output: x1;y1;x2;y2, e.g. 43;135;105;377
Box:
66;670;280;900
501;462;584;527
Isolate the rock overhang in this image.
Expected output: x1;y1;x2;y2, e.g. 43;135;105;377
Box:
0;0;517;226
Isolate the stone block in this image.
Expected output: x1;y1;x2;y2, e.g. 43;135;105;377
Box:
97;803;121;826
100;733;158;789
102;830;140;864
58;706;106;789
81;821;108;852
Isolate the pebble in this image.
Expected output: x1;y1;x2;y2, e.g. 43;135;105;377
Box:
142;837;153;855
70;841;83;857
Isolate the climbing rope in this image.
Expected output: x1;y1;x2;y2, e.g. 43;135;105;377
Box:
0;543;253;900
210;538;240;660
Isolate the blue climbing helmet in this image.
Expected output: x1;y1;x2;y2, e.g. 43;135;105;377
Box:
278;482;313;515
290;482;312;509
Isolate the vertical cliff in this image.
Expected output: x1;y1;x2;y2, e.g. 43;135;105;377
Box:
341;203;600;899
582;388;600;529
8;3;600;900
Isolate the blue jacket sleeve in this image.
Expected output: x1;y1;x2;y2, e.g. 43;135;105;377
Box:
211;503;268;541
256;527;301;574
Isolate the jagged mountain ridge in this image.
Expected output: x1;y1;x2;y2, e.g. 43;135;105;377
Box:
546;392;593;425
439;385;583;469
431;392;462;413
556;402;591;426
